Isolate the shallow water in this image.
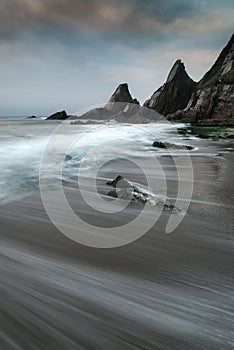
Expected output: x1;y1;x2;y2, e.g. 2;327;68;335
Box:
0;118;234;349
0;118;192;204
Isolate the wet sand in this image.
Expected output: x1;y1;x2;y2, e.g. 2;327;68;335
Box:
0;150;234;349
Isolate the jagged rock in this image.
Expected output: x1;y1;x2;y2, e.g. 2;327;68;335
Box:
198;34;234;88
107;176;135;200
168;34;234;124
106;175;181;213
46;110;69;120
77;83;140;121
107;83;139;105
144;34;234;125
109;83;139;111
105;83;140;115
106;175;124;187
144;59;196;115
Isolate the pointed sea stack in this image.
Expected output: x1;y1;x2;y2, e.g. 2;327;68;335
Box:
107;83;139;105
106;83;139;114
77;83;140;121
144;60;196;115
182;33;234;124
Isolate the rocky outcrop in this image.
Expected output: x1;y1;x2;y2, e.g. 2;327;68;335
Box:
198;34;234;88
77;107;112;120
144;60;196;115
167;34;234;124
77;83;140;121
144;33;234;125
152;141;193;150
106;175;181;213
107;83;139;105
179;84;234;123
106;83;139;113
46;110;69;120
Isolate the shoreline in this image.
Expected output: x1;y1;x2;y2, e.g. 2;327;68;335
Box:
0;139;233;349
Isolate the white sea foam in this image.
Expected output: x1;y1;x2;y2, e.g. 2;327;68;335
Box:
0;120;191;204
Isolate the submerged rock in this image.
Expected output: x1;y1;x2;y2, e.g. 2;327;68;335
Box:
27;115;36;119
152;141;167;148
65;155;72;161
152;141;193;150
106;175;182;214
188;126;234;139
168;34;234;124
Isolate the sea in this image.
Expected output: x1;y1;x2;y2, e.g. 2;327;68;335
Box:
1;116;234;350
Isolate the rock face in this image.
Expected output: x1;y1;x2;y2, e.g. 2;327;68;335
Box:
77;83;140;121
108;83;139;105
46;110;68;120
78;107;112;120
144;60;196;115
179;33;234;124
145;33;234;125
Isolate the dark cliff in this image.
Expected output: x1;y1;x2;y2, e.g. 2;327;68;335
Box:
78;83;140;120
144;60;196;115
145;33;234;125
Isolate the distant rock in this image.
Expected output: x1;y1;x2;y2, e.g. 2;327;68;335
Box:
106;84;140;115
108;83;139;104
77;107;112;121
65;155;72;161
152;141;167;148
144;59;196;115
181;33;234;124
46;110;69;120
77;83;140;121
165;34;234;124
152;141;193;150
27;115;36;119
144;33;234;125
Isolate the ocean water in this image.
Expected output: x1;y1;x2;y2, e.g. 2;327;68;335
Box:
1;117;234;350
0;117;193;204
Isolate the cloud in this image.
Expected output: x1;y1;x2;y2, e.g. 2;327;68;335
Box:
0;0;232;51
0;0;233;114
0;0;226;39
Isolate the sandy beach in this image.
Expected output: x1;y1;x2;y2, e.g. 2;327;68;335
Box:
0;140;233;349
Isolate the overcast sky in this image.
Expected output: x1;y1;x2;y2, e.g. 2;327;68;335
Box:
0;0;233;116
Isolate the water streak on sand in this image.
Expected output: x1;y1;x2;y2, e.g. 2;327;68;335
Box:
0;118;233;349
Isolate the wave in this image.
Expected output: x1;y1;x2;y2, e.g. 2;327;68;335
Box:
0;121;192;204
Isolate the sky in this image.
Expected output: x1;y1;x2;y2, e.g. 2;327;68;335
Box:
0;0;233;116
